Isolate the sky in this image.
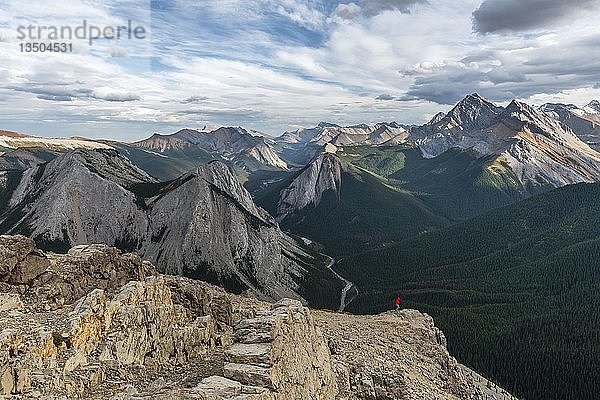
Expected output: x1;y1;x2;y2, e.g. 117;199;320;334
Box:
0;0;600;141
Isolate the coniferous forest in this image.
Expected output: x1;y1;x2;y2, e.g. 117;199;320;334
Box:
339;182;600;400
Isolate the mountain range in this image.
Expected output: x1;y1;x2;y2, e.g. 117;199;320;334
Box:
0;148;342;308
133;126;288;170
2;93;600;400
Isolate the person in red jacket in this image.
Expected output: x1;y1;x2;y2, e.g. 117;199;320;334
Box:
395;295;401;311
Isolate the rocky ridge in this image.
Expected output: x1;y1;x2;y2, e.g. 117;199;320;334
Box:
276;94;600;190
0;235;515;399
540;101;600;151
0;132;111;153
408;95;600;188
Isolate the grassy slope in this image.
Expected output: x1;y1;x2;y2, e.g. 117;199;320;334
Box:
338;182;600;400
341;146;534;221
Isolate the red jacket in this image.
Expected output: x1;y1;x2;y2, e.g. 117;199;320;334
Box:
395;297;401;305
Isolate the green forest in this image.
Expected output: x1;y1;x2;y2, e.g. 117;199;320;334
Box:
338;182;600;400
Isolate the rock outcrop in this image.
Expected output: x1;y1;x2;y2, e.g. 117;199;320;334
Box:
314;310;481;400
0;236;516;399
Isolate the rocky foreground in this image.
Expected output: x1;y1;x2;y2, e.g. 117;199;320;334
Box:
0;235;515;399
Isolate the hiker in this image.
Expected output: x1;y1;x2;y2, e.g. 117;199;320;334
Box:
395;295;401;311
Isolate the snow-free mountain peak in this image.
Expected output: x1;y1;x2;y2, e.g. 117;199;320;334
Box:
428;112;446;125
441;93;504;131
134;126;287;170
276;152;346;220
585;100;600;113
407;96;600;187
279;122;408;147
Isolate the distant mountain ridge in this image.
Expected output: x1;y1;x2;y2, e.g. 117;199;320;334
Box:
539;100;600;151
276;94;600;190
401;95;600;188
280;121;409;146
0;131;111;151
134;126;288;170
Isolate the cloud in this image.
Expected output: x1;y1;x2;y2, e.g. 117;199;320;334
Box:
403;47;600;105
176;107;266;122
333;0;428;21
472;0;599;34
272;0;326;29
181;96;209;104
2;0;600;138
332;3;361;20
10;83;139;103
92;89;141;102
361;0;429;16
37;94;74;102
10;84;93;100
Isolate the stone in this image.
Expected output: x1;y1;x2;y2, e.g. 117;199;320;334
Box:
0;293;23;312
196;375;243;397
223;363;272;389
225;343;272;367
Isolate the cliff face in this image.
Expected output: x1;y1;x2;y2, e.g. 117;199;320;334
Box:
138;161;316;302
315;311;488;400
0;236;516;399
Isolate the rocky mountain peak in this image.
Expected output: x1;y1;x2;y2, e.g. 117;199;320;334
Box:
51;148;156;187
5;148;156;218
134;127;287;170
317;121;340;128
281;122;408;147
456;92;495;108
539;102;578;112
276;152;347;220
0;150;327;302
502;100;576;138
438;93;503;131
187;160;275;225
585;100;600;113
428;112;446;124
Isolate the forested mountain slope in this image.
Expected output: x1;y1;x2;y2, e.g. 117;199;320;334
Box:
338;182;600;400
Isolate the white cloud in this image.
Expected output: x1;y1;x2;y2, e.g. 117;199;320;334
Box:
0;0;599;139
